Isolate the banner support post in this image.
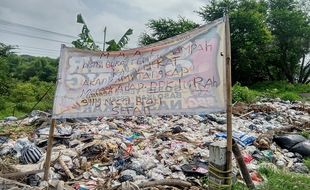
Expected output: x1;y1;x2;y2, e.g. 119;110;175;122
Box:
225;15;233;187
43;118;56;180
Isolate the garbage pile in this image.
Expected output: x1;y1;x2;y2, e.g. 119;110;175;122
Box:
0;99;309;189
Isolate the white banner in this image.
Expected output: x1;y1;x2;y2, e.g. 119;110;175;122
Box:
53;18;226;118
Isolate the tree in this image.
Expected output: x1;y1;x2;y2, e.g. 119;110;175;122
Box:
7;56;58;82
72;14;133;51
0;57;11;96
298;55;310;84
198;0;273;84
268;0;310;83
72;14;99;51
197;0;310;84
106;29;133;51
0;43;16;96
10;82;36;112
139;17;199;45
196;0;238;22
0;42;16;57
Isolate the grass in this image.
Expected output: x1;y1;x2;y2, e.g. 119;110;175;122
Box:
233;82;259;103
304;158;310;171
251;81;310;102
233;81;310;103
299;130;310;139
232;166;310;190
0;124;36;139
0;98;53;120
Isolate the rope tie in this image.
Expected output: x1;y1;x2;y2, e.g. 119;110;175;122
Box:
208;163;232;189
121;181;140;190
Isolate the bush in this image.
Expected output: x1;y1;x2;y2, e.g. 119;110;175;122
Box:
233;82;259;103
251;81;309;101
304;158;310;171
0;80;55;119
280;92;301;101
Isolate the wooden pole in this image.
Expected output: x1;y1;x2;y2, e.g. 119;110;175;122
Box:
43;118;56;180
232;140;255;189
225;15;233;188
103;26;107;51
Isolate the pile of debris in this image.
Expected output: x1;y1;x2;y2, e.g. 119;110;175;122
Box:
0;99;309;189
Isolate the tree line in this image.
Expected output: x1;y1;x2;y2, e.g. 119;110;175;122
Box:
139;0;310;84
0;43;57;117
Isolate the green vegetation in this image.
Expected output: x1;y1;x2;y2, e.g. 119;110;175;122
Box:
0;43;56;119
251;81;310;101
105;28;133;51
72;14;99;50
233;166;310;190
142;0;310;85
233;82;259;103
232;81;310;103
300;131;310;140
72;13;133;51
139;17;198;45
304;158;310;171
258;167;310;190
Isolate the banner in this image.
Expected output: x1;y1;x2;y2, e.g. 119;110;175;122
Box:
53;18;226;118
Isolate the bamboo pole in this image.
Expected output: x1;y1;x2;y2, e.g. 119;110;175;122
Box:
232;140;255;189
43;118;56;180
225;15;233;188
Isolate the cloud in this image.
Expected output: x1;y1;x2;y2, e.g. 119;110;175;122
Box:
0;0;206;57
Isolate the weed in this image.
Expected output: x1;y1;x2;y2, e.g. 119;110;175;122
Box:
300;130;310;139
233;166;310;190
251;81;310;101
233;82;259;103
304;158;310;171
280;92;301;101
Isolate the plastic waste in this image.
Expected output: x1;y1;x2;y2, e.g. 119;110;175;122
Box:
0;140;15;156
171;126;183;134
261;150;274;161
119;175;134;182
92;163;108;172
243;154;254;164
5;116;17;121
125;133;141;142
251;171;262;183
274;135;306;150
290;163;309;174
290;140;310;157
216;132;256;147
0;136;9;144
26;174;41;186
181;160;208;176
14;137;32;158
20;144;43;164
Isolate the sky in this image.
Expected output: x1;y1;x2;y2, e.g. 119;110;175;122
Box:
0;0;207;58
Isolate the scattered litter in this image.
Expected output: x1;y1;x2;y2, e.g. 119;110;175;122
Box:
0;100;309;188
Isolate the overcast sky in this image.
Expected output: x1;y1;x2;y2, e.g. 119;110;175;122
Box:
0;0;207;58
